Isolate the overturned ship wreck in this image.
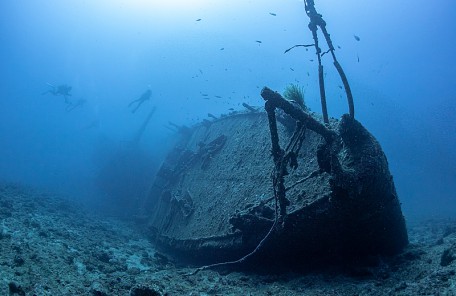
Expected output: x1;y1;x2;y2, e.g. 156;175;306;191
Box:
141;0;408;267
143;93;408;266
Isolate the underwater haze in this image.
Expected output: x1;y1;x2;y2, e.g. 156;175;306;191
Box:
0;0;455;220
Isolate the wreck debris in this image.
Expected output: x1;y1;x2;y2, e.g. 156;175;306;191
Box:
133;106;156;145
167;122;191;135
198;135;227;169
202;119;212;127
242;102;258;113
262;86;330;218
207;113;217;120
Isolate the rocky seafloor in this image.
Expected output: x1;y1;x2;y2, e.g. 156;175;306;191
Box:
1;183;455;296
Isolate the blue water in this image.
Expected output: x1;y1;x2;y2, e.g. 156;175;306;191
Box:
0;0;455;220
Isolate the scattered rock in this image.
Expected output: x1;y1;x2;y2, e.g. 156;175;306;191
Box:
90;281;108;296
8;282;25;296
443;226;456;238
153;252;169;266
128;267;141;275
440;245;456;267
95;251;111;263
394;281;407;292
13;255;25;267
130;284;162;296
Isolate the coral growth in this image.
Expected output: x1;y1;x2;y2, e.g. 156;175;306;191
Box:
283;84;308;111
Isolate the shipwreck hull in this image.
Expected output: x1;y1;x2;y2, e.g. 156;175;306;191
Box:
144;109;408;266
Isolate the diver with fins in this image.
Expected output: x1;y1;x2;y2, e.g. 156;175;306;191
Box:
42;83;72;103
128;89;152;113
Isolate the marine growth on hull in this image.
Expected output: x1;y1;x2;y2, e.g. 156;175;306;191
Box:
140;0;408;270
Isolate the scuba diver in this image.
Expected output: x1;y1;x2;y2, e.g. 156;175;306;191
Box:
42;83;72;103
128;89;151;113
66;98;86;112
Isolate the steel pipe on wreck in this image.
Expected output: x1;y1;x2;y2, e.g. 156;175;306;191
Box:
260;86;336;143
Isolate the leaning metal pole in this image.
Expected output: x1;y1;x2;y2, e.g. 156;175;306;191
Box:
304;0;355;120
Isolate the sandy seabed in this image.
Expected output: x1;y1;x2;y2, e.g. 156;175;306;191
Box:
1;183;455;296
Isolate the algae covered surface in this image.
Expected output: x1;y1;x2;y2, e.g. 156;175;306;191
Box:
1;183;455;295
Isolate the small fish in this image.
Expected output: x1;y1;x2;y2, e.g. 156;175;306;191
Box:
229;108;234;111
354;35;360;41
307;72;309;76
201;93;208;96
357;54;360;62
290;67;294;71
338;85;343;89
255;40;262;44
215;95;222;98
309;59;314;62
202;97;210;100
220;47;225;51
269;12;277;16
196;18;202;22
337;45;341;49
199;69;203;74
